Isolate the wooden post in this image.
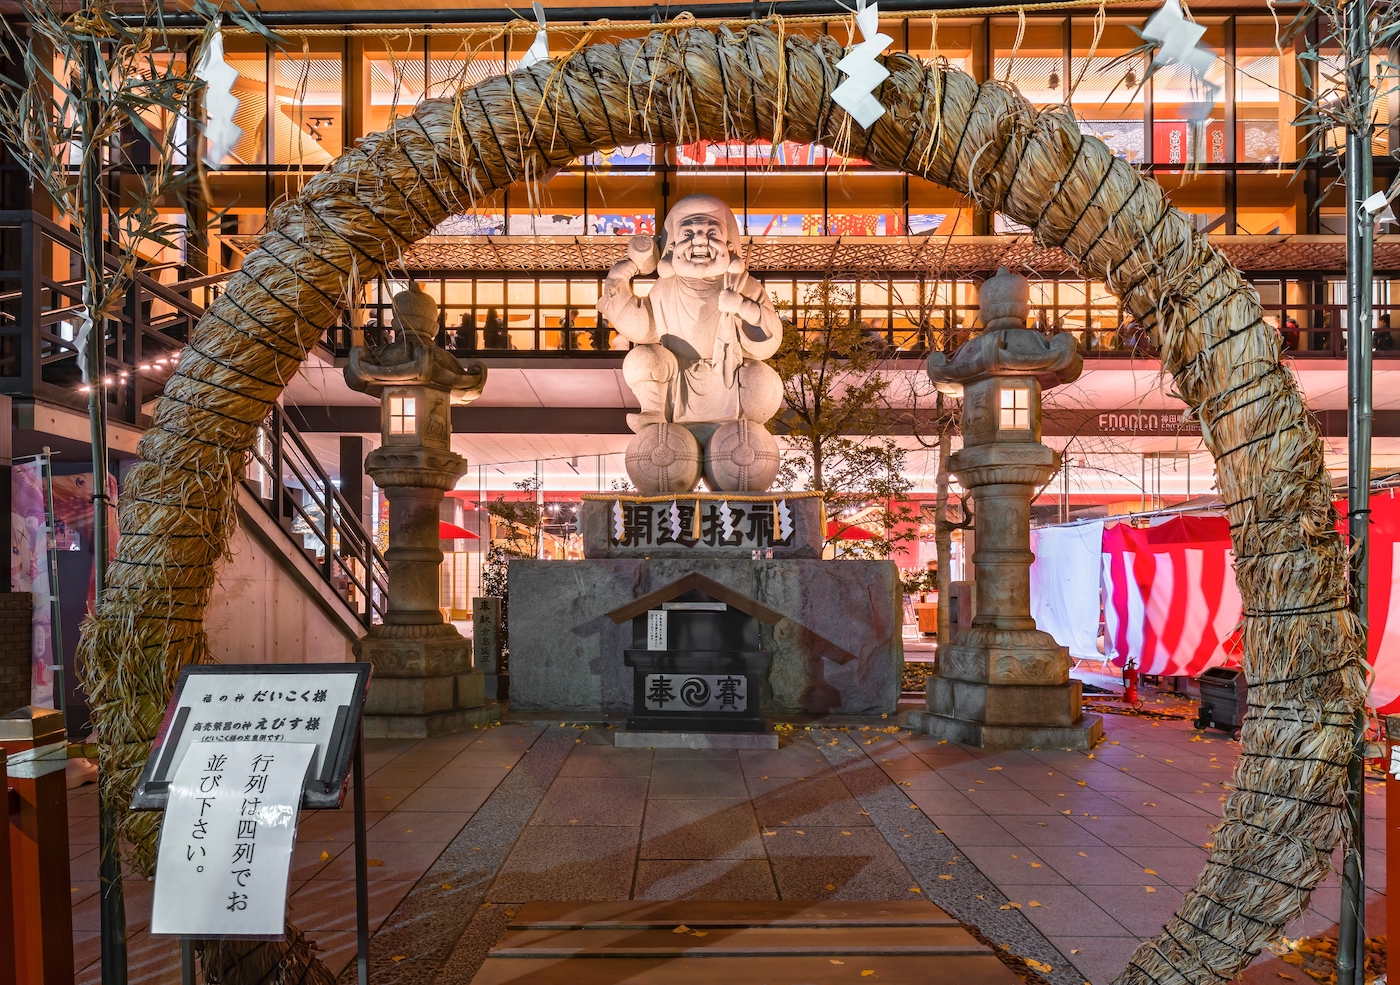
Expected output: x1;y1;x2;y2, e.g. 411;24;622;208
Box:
1;708;72;985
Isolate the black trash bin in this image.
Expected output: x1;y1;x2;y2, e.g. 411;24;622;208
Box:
1195;667;1248;732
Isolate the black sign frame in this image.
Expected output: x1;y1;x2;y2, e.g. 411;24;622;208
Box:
130;662;372;812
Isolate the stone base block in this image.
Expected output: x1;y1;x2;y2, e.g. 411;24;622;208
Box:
937;629;1070;686
354;633;474;678
364;702;501;739
614;730;778;749
926;674;1082;726
356;631;489;736
908;710;1103;750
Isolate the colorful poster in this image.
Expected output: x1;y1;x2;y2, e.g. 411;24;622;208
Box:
10;461;55;708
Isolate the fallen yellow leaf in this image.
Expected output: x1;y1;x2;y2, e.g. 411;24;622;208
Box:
909;887;921;893
939;874;953;880
1145;886;1156;893
862;972;876;977
319;851;329;861
441;884;451;889
1077;780;1087;787
1078;852;1088;857
830;959;846;966
367;860;384;867
1029;901;1042;907
673;925;690;934
826;884;836;891
391;956;406;963
1144;868;1158;875
1030;863;1042;869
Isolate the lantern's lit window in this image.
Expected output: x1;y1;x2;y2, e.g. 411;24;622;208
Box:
389;396;417;434
999;386;1029;429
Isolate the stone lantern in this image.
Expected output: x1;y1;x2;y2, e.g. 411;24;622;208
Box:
911;267;1102;749
345;283;494;737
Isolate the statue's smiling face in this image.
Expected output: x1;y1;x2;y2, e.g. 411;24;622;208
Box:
669;213;731;280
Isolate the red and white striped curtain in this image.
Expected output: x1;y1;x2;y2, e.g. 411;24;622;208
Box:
1101;516;1243;678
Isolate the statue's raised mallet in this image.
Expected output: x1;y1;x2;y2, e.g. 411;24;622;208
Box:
628;235;660;276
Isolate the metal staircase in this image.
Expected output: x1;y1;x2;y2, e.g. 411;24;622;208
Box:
244;403;388;632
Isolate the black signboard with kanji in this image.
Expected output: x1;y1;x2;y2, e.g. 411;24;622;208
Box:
131;663;372;811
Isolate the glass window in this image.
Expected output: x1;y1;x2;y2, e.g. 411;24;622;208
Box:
1151;19;1225;166
1070;18;1147;163
999;386;1030;429
272;47;343;164
994;17;1067;108
389;396;416;434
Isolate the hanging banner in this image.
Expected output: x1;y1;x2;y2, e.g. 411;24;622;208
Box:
11;461;56;708
1351;493;1400;715
1029;521;1105;662
1101;515;1243;677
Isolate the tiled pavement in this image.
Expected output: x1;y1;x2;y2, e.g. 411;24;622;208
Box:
67;712;1385;985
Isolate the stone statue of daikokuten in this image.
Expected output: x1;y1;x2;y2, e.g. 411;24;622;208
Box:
597;194;785;493
345;280;486;406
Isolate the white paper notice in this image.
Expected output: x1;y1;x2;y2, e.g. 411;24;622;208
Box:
647;609;668;650
151;743;316;938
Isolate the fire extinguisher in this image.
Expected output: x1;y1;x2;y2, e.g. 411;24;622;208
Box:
1123;659;1140;706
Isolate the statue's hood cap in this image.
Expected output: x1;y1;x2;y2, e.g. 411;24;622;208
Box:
662;194;742;252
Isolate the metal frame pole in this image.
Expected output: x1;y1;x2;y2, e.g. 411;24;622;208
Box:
80;13;128;984
1338;0;1375;983
353;726;370;985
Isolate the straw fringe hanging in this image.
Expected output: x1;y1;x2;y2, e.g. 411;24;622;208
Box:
77;24;1366;985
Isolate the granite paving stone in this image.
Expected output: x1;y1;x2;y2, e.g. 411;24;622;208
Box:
639;797;765;859
750;775;876;827
993;883;1130;937
529;775;649;825
556;745;654;777
633;858;779;899
957;845;1071;886
487;825;642;900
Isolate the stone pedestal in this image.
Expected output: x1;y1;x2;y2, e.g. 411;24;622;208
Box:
356;628;493;737
913;267;1100;750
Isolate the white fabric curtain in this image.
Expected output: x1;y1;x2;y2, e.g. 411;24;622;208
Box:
1028;521;1104;661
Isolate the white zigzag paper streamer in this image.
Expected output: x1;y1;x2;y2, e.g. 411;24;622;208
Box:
1141;0;1216;80
195;24;244;169
719;501;736;541
668;500;683;540
832;0;893;130
776;499;793;542
613;500;626;541
72;308;94;383
518;2;551;70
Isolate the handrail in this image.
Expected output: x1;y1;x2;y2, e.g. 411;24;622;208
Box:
244;403;388;630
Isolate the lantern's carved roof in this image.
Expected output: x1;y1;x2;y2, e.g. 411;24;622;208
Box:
926;329;1083;393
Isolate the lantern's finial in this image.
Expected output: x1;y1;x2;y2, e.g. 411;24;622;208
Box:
978;266;1031;333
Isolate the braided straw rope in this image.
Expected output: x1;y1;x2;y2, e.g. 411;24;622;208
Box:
78;24;1366;985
